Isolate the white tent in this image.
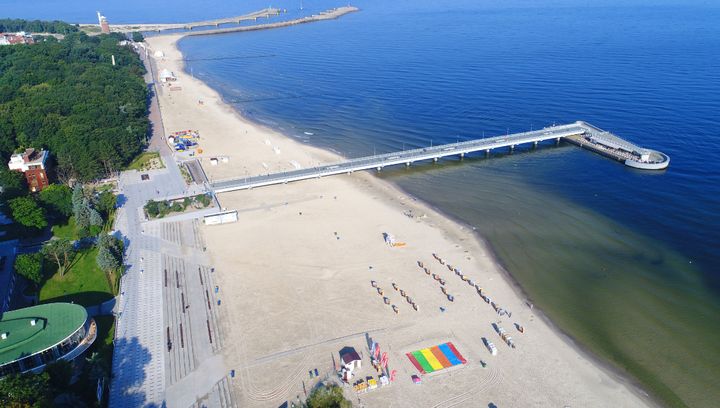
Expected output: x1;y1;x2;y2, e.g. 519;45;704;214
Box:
159;69;176;82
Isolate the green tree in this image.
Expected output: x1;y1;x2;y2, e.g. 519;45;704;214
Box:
96;190;117;217
131;32;144;42
0;371;52;407
144;200;159;218
86;351;108;384
0;168;26;200
75;198;93;235
14;253;43;286
38;184;73;220
0;28;148;181
71;184;84;214
195;194;212;207
96;234;123;273
305;384;351;408
41;238;74;277
89;207;103;226
0;18;79;34
45;359;73;390
8;196;47;229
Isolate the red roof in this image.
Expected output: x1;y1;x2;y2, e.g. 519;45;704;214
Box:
341;350;361;364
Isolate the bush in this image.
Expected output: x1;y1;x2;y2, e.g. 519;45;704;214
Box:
195;194;212;207
306;384;351;408
14;253;44;285
145;200;159;218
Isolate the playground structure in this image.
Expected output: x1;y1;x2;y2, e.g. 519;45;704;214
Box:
168;130;202;154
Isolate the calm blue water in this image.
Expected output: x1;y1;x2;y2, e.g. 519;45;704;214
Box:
179;4;720;407
5;1;719;406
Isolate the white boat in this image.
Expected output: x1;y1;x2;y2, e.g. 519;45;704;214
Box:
304;131;314;135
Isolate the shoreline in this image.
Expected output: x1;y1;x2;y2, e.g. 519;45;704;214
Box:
145;32;657;407
181;62;659;407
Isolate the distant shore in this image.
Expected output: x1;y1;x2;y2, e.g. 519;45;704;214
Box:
143;30;655;407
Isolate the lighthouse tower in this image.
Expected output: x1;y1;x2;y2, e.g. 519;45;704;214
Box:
97;11;111;34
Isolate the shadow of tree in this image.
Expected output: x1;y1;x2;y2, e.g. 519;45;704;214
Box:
41;291;114;308
109;336;158;407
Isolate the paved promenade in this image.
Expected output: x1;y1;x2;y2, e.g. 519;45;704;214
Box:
109;163;234;407
109;163;186;407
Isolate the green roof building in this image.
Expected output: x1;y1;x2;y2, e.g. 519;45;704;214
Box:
0;303;96;377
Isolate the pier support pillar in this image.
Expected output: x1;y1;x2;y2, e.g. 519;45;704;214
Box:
376;167;382;172
510;145;515;152
485;149;490;156
406;162;411;167
433;157;438;163
459;153;465;159
556;137;561;146
533;141;538;148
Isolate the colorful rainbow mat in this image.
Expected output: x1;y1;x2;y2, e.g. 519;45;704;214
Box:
406;342;467;374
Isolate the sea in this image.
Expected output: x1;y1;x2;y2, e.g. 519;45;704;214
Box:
5;1;719;407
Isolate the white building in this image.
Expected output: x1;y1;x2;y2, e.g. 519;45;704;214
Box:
8;148;49;192
159;68;177;82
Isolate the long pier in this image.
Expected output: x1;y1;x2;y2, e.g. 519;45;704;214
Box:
211;121;669;194
81;8;282;33
184;7;359;37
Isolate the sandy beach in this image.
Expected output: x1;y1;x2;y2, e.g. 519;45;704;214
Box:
145;33;655;407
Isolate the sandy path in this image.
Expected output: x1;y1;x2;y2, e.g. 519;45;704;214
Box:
145;33;654;408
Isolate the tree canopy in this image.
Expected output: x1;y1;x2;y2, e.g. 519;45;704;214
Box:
0;29;148;181
305;384;352;408
97;234;123;272
38;184;73;220
0;19;78;34
42;237;75;276
8;196;47;229
14;252;44;285
0;371;51;407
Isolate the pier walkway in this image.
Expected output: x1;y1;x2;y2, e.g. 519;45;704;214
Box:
84;8;282;33
184;7;359;37
211;121;669;194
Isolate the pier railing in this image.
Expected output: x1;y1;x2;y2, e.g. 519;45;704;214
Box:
211;121;668;193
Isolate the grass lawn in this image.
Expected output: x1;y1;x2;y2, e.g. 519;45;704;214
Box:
39;247;114;307
126;151;164;171
51;216;78;241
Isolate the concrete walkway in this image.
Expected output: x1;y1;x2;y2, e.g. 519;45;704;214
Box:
86;297;117;317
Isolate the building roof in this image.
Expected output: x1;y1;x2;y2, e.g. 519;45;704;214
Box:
8;148;48;170
341;349;361;364
0;303;87;366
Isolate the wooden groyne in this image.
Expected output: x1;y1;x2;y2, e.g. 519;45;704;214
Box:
183;6;359;37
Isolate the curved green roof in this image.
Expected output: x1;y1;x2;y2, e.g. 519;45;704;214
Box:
0;303;87;366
